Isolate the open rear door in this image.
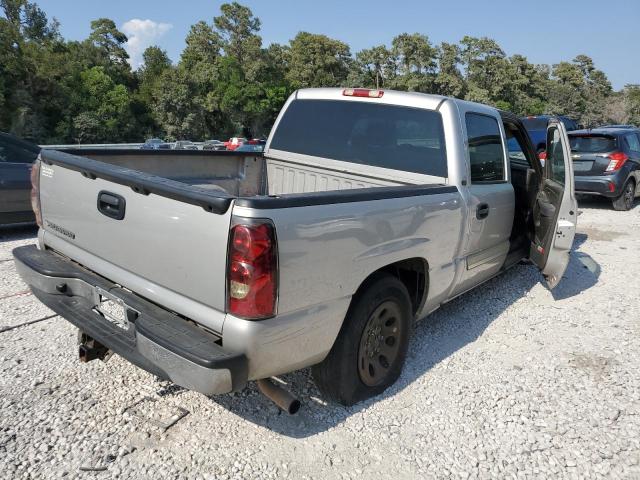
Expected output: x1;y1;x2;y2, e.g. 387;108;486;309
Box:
530;120;578;288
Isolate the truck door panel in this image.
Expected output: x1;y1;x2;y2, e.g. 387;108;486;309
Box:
530;121;577;288
452;110;514;295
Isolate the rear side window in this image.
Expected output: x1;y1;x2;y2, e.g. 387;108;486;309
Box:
624;133;640;153
270;100;447;177
466;113;505;183
506;130;532;168
569;135;616;153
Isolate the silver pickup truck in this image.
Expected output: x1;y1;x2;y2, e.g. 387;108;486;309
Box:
14;88;577;409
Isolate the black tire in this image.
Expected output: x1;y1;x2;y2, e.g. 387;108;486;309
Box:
312;274;412;406
612;180;635;211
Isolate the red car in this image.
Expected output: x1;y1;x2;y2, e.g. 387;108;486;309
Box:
223;137;247;151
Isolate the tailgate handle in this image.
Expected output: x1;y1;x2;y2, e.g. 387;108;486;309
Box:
97;191;126;220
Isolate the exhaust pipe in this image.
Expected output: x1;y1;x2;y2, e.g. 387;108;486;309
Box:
257;379;301;414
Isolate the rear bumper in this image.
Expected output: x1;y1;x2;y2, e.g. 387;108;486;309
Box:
13;245;247;395
574;174;625;197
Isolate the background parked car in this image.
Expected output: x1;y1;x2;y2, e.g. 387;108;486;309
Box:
0;132;40;225
521;115;579;153
202;140;227;151
140;138;173;150
234;139;266;152
224;137;247;151
140;138;165;150
234;141;265;153
174;140;198;150
570;127;640;210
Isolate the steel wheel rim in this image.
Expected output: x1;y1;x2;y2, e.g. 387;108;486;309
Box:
357;300;402;387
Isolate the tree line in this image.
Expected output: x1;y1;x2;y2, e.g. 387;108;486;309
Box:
1;0;639;144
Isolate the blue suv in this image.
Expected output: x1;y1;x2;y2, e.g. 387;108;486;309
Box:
521;115;580;153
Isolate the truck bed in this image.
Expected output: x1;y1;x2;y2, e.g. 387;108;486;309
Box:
58;149;265;197
56;148;429;200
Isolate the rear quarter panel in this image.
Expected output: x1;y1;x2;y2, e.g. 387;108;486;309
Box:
232;189;464;320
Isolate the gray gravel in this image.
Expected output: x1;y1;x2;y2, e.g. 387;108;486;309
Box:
1;200;639;479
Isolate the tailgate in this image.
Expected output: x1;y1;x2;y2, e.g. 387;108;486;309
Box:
571;152;606;175
38;153;232;333
569;134;617;176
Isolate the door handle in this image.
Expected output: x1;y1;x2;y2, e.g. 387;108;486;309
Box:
97;191;126;220
476;203;490;220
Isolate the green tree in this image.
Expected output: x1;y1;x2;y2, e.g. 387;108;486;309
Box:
152;67;210;140
286;32;351;88
623;85;640;126
0;0;60;137
349;45;393;89
72;66;134;142
434;42;465;98
1;0;58;40
138;46;171;102
391;33;436;76
180;21;221;69
460;36;510;107
88;18;128;65
546;55;612;125
502;54;548;115
213;2;261;75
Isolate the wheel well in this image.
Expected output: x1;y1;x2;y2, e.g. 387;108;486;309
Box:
627;177;637;196
357;258;428;316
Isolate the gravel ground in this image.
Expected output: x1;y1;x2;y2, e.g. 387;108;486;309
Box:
1;199;639;480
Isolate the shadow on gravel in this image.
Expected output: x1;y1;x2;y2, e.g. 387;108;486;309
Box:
202;235;601;438
551;233;600;301
0;223;38;242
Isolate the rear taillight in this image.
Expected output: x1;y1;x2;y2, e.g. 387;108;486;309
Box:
342;88;384;98
605;152;628;172
30;159;43;227
227;220;277;319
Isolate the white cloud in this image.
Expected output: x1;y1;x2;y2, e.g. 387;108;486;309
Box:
121;19;173;70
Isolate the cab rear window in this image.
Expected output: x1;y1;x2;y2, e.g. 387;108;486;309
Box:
270;99;447;177
569;134;617;153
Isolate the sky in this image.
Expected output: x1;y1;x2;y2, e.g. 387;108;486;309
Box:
34;0;639;90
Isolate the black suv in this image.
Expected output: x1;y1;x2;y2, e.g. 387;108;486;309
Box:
0;132;41;224
569;127;640;210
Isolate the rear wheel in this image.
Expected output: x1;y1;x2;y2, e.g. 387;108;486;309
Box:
612;180;635;211
312;274;412;406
